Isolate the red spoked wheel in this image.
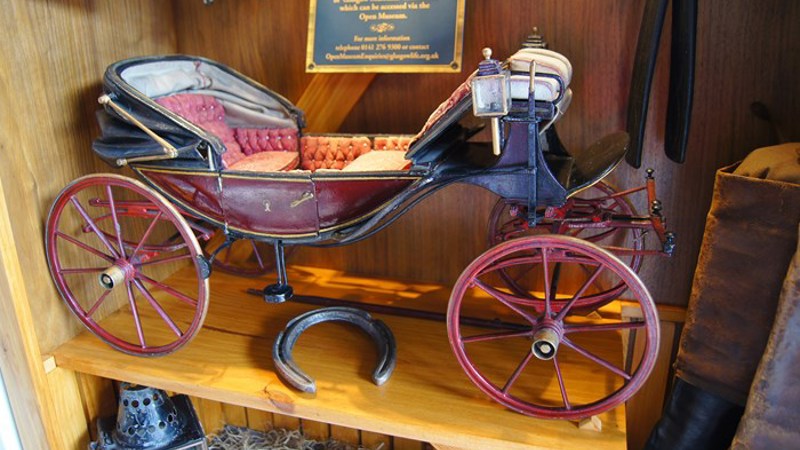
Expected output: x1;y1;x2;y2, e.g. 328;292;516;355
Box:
448;235;659;420
203;233;289;277
487;181;643;309
45;174;209;356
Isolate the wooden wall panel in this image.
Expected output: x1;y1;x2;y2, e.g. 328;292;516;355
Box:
173;0;799;307
0;0;178;355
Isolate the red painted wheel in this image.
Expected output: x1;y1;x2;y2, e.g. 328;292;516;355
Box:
487;181;643;309
448;235;659;420
204;233;290;277
45;174;209;356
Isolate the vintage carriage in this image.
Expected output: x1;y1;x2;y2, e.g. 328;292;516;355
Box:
45;44;674;420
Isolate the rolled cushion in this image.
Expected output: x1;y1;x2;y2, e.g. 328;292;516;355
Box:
509;48;573;86
342;150;409;171
227;151;299;172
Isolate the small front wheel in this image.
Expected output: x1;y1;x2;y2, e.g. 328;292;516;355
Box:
45;174;209;356
447;235;659;420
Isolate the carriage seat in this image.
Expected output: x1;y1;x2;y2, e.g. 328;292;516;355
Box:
299;135;412;172
155;93;299;171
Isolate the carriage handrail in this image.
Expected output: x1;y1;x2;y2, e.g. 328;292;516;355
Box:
98;94;179;166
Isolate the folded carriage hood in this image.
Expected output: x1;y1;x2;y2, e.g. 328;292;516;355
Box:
94;55;305;167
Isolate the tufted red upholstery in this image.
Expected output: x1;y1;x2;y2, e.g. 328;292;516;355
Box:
234;128;298;155
373;136;413;152
300;136;372;171
155;94;246;167
155;93;298;170
155;94;411;173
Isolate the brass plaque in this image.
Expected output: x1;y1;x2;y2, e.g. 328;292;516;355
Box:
306;0;465;73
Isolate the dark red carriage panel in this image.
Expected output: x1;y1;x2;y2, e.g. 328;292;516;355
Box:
135;168;224;223
314;176;419;230
221;173;319;238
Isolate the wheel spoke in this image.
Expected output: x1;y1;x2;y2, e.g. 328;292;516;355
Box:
105;185;126;258
542;248;552;317
56;231;115;262
130;211;164;260
473;279;539;325
85;289;112;318
133;279;183;338
250;240;265;269
554;265;606;321
483;255;542;275
564;321;646;334
222;244;232;264
552;355;571;410
462;329;533;344
562;337;631;380
502;350;535;394
137;273;198;307
126;282;146;349
59;267;106;274
138;253;192;267
69;196;119;258
548;262;564;317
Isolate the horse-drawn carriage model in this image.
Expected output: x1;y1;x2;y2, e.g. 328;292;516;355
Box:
45;42;674;420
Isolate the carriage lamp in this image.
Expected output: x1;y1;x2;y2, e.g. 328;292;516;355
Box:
90;383;206;450
471;48;511;156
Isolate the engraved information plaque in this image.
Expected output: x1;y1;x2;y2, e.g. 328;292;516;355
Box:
306;0;465;73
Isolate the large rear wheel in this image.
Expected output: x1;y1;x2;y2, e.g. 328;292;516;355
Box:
447;235;659;420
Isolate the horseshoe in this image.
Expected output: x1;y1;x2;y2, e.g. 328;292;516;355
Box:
272;307;397;393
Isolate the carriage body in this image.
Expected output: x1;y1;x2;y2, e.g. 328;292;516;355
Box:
94;53;632;244
46;47;674;421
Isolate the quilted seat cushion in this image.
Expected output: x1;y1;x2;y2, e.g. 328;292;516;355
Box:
155;93;246;167
234;127;299;155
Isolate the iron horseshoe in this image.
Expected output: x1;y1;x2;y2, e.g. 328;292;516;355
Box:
272;307;397;393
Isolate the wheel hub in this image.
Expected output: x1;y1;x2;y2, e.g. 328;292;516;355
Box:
99;259;136;290
531;320;564;360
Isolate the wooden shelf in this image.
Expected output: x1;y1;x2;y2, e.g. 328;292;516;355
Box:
53;265;627;450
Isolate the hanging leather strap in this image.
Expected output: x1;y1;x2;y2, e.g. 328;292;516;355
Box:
665;0;698;163
626;0;669;168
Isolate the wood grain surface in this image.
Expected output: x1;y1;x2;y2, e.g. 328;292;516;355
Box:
0;0;178;356
54;266;629;450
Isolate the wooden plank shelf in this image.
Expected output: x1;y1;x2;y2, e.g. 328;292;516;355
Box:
53;265;627;450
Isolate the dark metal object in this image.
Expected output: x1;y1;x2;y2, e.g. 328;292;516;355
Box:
665;0;697;163
273;307;397;393
90;383;206;450
263;241;293;303
246;290;530;332
521;27;547;49
626;0;697;167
